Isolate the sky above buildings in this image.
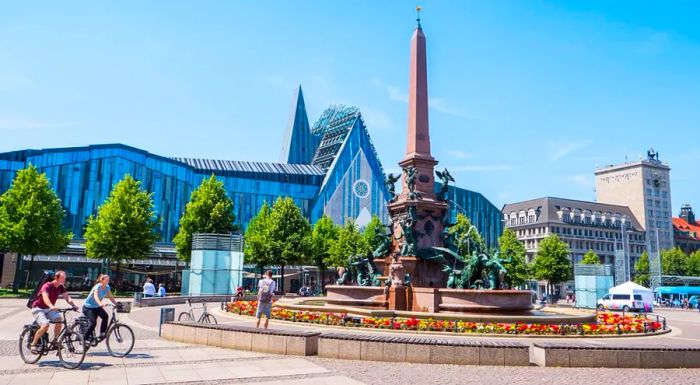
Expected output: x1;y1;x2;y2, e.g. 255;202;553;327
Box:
1;1;699;210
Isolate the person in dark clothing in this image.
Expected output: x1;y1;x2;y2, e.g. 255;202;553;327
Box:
82;274;118;345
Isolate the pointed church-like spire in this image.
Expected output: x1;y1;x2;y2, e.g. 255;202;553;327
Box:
279;86;320;164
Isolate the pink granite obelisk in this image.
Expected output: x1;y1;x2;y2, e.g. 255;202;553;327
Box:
386;14;448;310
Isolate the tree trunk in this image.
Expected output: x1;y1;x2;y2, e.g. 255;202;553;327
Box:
320;266;325;293
11;253;22;293
115;262;121;290
24;255;35;289
280;264;285;293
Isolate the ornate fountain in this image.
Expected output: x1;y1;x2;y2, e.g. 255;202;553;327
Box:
324;15;533;314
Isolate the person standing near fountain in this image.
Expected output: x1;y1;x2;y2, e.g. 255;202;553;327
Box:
256;270;276;329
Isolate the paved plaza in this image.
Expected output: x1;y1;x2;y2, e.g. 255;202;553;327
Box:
2;299;700;384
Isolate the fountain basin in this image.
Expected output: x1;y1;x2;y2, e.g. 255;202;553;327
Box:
326;285;534;313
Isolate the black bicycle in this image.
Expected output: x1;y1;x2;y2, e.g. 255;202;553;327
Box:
71;303;135;357
19;308;87;369
178;299;217;324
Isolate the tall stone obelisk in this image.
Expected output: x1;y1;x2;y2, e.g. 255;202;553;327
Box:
386;13;448;310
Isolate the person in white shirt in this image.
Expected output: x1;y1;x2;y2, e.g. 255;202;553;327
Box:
256;270;276;329
142;278;156;297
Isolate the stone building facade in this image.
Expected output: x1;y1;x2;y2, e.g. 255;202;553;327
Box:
502;197;646;298
673;204;700;255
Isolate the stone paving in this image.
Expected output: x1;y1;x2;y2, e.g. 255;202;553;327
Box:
4;298;700;384
0;299;361;385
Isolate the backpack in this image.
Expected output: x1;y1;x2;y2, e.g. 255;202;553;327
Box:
26;270;55;309
259;280;273;303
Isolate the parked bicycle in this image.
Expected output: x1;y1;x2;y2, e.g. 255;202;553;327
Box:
178;299;217;324
71;303;135;357
19;308;87;369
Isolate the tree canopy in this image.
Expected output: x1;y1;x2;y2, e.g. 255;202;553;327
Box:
498;228;529;288
362;215;385;254
0;165;73;256
267;197;312;268
173;175;237;262
327;220;367;268
633;251;650;287
688;250;700;277
449;213;484;255
532;234;572;290
310;215;339;271
244;201;273;270
84;175;159;267
581;250;601;265
661;247;688;276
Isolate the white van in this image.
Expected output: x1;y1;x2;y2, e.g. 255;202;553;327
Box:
597;281;654;312
597;293;646;312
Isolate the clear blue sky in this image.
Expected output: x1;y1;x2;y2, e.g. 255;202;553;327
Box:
2;1;699;211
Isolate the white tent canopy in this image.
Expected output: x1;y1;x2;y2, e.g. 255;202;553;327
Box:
609;281;653;294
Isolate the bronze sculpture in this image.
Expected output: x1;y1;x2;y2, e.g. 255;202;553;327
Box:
404;166;421;200
385;173;401;202
435;168;454;201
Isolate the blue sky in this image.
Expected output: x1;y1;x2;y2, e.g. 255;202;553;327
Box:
1;1;699;210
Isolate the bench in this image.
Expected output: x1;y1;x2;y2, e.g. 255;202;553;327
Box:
532;342;700;368
318;332;529;366
160;321;320;356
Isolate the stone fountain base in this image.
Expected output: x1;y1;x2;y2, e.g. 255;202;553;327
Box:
325;285;534;313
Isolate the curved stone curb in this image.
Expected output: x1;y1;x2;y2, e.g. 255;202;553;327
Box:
214;307;671;339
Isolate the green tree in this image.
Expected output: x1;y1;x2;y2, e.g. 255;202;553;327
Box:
173;175;237;262
0;165;73;290
633;251;650;287
244;202;273;274
362;215;385;254
498;228;529;288
449;213;484;255
84;175;159;282
267;197;311;292
581;249;601;265
661;247;688;276
311;215;339;288
531;234;572;300
688;250;700;276
326;220;367;269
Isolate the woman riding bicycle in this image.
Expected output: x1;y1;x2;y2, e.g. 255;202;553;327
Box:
82;274;118;346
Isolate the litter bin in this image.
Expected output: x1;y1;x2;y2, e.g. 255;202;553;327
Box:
159;307;175;336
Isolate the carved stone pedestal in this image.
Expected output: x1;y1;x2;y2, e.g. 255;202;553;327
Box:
389;285;407;311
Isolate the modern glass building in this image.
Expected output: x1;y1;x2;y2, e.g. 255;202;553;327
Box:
0;86;502;287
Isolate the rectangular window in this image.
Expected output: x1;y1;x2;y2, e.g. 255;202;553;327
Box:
634;294;642;301
612;294;630;300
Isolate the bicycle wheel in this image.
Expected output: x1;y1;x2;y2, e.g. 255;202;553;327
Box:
18;328;42;364
178;312;193;322
203;314;217;324
57;331;87;369
106;323;135;357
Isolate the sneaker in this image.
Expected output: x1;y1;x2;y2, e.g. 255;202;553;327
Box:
30;344;41;354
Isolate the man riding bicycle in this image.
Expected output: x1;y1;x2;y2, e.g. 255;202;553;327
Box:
82;274;118;346
30;270;78;353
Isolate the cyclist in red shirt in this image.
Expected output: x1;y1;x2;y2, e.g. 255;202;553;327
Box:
30;271;77;353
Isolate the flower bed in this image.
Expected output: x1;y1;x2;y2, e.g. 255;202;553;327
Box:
225;300;663;336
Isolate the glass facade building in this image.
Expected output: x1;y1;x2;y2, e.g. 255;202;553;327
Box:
0;88;502;257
